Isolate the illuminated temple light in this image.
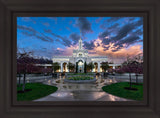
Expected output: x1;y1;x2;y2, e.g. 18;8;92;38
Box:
52;35;108;73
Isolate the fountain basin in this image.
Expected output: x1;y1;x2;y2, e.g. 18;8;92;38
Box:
64;78;97;83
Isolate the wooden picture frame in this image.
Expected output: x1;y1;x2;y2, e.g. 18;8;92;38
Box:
0;0;160;118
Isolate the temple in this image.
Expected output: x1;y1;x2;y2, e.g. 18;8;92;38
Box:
52;36;108;73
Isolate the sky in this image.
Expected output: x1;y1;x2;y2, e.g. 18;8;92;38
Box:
17;17;143;63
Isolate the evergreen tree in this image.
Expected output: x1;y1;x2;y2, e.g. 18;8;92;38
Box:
84;61;87;73
67;62;75;72
52;62;60;72
76;62;78;73
101;62;109;72
87;62;94;72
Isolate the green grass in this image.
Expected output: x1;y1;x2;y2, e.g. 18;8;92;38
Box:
17;83;58;101
102;82;143;100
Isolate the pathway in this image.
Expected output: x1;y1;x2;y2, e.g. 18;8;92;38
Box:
34;91;131;101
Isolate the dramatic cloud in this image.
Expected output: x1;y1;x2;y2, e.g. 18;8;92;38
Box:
99;17;143;51
87;38;143;63
83;40;95;50
36;33;53;42
99;30;110;40
108;23;119;32
44;29;72;47
69;33;80;45
17;17;143;62
126;17;136;22
32;47;65;58
99;23;119;38
121;35;140;46
21;31;35;37
61;36;72;47
44;29;52;33
112;23;136;41
135;17;143;26
75;17;93;35
100;17;122;29
107;17;122;22
53;45;79;56
17;25;53;42
134;29;143;35
17;25;37;34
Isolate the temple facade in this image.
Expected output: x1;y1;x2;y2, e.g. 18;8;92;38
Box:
52;37;108;73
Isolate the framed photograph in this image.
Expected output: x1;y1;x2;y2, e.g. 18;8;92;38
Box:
0;0;160;118
16;16;144;103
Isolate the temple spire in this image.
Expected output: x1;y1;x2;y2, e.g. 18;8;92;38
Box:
80;30;82;41
79;30;83;50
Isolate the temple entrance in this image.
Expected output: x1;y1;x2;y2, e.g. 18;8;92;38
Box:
77;60;84;73
94;62;98;73
62;62;67;72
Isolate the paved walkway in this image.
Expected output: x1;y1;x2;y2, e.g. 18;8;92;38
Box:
17;74;142;101
34;91;131;101
34;78;133;101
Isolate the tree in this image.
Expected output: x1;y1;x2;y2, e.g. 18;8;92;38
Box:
101;62;109;72
17;49;54;91
41;67;52;75
115;67;124;74
76;62;78;73
108;68;115;74
52;62;60;72
67;62;75;72
86;62;94;72
17;62;23;87
17;49;22;87
133;54;143;83
121;55;136;89
17;50;37;92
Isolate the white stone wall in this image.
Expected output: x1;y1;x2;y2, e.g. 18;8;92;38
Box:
52;38;108;72
52;56;108;73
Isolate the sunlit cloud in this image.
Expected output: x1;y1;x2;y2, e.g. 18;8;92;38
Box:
55;38;142;63
105;36;110;39
57;45;79;56
17;17;143;63
88;38;143;63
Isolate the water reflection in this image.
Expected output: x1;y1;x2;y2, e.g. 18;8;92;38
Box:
42;75;119;92
50;92;73;98
19;75;134;101
35;91;131;101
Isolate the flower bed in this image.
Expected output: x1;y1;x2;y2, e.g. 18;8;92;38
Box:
67;76;94;80
64;76;96;83
67;73;94;76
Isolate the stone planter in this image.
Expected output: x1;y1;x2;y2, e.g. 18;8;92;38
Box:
64;77;97;83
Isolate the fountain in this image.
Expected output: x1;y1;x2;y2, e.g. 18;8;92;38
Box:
64;73;97;83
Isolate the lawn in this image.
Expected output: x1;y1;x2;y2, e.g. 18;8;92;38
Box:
17;83;58;101
102;82;143;100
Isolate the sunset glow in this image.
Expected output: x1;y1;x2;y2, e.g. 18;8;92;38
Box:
17;17;143;63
